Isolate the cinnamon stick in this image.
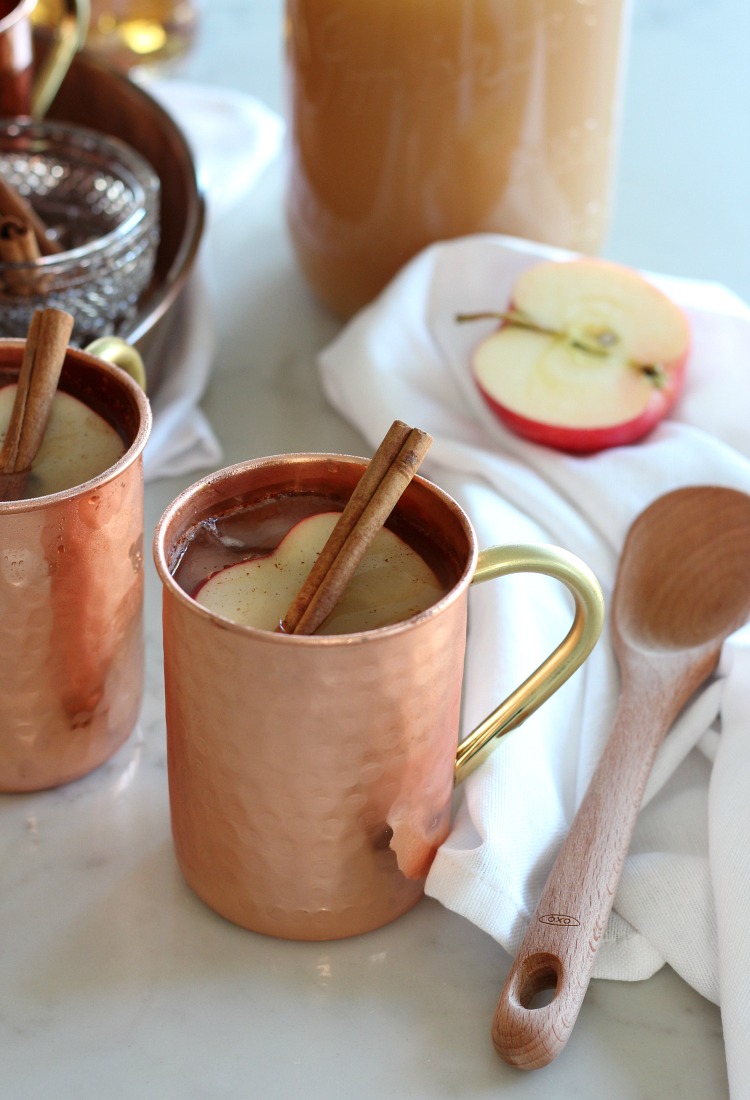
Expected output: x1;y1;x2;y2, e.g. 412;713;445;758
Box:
0;176;62;256
0;216;41;263
282;420;433;636
0;308;74;502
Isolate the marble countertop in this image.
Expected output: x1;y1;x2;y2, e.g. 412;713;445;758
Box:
3;1;747;1096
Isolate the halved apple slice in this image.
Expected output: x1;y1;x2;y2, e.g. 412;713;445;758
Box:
0;384;126;498
470;259;690;453
193;511;446;635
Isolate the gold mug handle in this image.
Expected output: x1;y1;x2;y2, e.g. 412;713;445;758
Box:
454;544;605;785
31;0;90;119
85;335;147;391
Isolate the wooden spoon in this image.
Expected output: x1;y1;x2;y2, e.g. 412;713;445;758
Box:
492;485;750;1069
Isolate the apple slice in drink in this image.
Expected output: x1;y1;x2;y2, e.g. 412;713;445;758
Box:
470;259;690;453
0;384;126;498
193;511;446;635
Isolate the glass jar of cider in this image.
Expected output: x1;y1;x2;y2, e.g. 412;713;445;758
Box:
285;0;631;319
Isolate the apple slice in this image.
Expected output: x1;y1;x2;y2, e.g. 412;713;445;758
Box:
469;259;690;453
0;384;126;498
193;511;446;635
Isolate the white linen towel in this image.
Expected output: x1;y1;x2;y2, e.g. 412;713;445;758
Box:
140;80;284;479
317;233;750;1098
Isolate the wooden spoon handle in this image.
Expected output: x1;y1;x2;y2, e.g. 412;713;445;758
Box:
492;690;671;1069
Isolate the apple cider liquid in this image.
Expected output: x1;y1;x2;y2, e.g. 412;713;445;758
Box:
171;492;454;631
0;370;127;500
285;0;630;318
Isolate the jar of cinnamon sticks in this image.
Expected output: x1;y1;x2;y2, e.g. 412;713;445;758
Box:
0;119;160;344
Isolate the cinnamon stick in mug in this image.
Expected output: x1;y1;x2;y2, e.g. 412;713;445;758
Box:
283;420;433;635
0;176;61;255
0;215;40;263
0;308;74;501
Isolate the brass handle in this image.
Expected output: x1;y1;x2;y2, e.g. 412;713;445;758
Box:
453;544;604;785
84;335;147;391
31;0;90;119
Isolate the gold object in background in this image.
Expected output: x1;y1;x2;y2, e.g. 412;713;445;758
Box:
33;0;197;74
0;0;87;118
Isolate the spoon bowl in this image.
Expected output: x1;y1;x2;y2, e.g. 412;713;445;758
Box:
613;486;750;651
492;485;750;1069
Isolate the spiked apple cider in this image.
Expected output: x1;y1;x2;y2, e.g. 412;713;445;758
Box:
173;492;451;635
0;372;126;499
154;454;603;939
285;0;630;318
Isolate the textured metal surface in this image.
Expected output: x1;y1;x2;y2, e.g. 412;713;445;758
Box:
0;341;151;791
155;455;476;941
155;455;605;941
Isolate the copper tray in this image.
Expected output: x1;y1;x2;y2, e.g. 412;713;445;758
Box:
36;35;205;375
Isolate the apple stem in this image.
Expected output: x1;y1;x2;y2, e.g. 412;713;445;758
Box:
456;308;614;357
456;308;558;337
456;309;667;386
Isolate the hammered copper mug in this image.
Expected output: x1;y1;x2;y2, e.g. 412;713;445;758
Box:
0;336;150;792
154;454;604;941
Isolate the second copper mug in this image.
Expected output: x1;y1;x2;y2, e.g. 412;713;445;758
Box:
155;454;604;941
0;336;151;792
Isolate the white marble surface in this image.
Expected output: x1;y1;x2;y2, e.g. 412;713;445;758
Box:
3;1;747;1096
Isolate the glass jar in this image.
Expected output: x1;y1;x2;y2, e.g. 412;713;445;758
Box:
285;0;631;319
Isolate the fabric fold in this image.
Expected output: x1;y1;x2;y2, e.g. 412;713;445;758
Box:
137;79;285;480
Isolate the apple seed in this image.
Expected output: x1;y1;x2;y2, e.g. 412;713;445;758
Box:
639;363;668;388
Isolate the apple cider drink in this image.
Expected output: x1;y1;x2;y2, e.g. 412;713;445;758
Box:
0;367;126;499
172;491;452;635
286;0;630;317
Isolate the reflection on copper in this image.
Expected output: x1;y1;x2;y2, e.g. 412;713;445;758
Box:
154;455;475;941
0;341;151;792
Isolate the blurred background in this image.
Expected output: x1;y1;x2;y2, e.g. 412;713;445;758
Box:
163;0;749;304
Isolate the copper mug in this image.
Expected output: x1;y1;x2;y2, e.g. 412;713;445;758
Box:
154;454;604;941
1;0;87;118
0;336;150;792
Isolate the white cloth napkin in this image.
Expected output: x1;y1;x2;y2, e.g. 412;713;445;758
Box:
139;80;284;479
317;234;750;1098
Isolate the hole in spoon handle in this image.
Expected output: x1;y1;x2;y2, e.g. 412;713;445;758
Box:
492;700;654;1069
492;937;580;1069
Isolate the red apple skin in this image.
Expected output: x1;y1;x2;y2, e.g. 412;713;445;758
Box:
470;259;691;454
476;353;688;454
